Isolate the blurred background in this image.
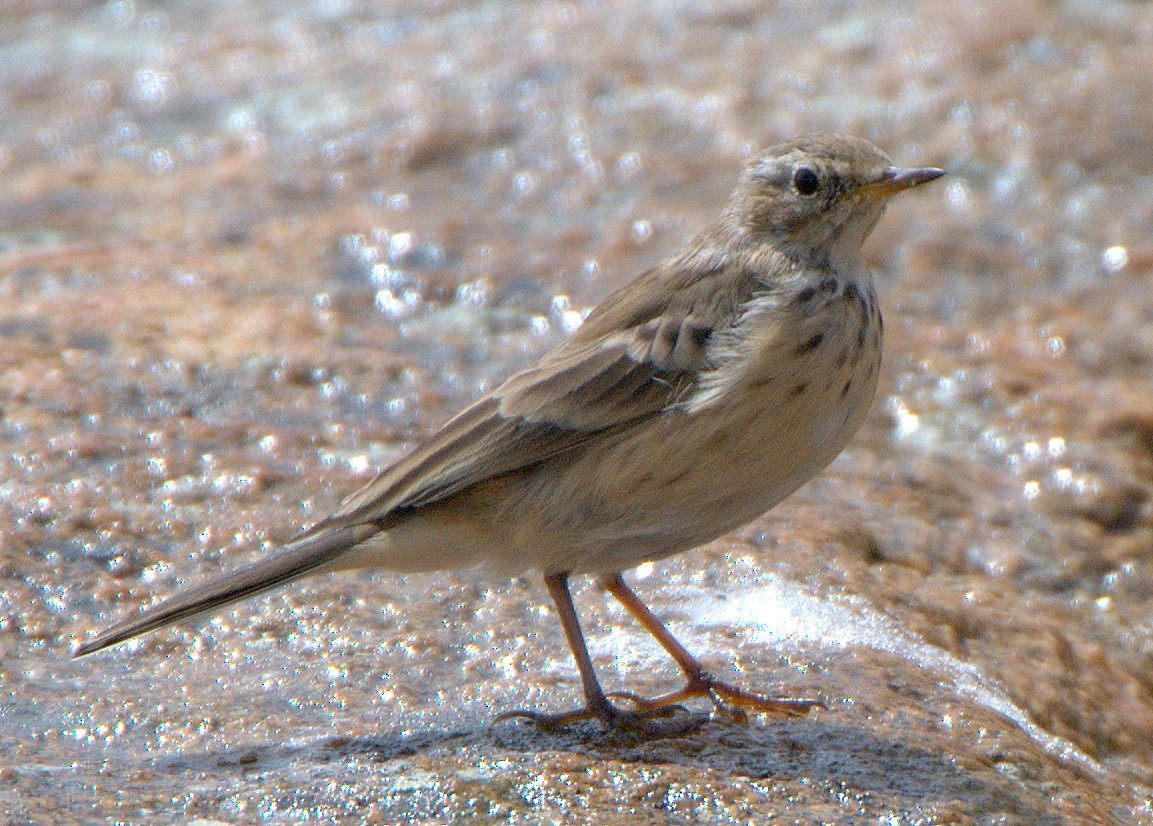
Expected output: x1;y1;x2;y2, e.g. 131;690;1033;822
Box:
2;1;1152;822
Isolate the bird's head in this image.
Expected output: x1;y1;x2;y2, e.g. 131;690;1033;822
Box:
728;134;943;269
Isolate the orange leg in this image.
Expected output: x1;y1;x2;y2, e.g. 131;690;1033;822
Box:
494;573;697;733
600;573;822;719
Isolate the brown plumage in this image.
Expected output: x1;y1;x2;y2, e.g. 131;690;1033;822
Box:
75;135;942;732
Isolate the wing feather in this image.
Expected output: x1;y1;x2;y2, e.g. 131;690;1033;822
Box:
302;312;713;534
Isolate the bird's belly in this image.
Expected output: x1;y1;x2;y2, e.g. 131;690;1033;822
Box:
495;338;880;574
623;372;873;540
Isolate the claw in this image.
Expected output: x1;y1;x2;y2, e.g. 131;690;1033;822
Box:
492;706;601;730
609;673;823;720
705;680;824;717
493;697;703;735
605;688;687;710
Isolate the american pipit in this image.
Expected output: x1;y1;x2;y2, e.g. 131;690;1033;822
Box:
75;135;943;731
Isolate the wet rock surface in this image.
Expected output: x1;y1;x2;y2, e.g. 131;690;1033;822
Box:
3;1;1153;822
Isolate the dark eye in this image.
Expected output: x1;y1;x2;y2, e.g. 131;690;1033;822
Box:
792;166;820;196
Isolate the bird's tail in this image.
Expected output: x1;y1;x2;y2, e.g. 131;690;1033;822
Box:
72;523;377;657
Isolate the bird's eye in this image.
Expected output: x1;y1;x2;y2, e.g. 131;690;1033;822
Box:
792;166;820;196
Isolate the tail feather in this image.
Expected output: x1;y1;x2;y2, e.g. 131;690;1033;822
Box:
73;523;377;657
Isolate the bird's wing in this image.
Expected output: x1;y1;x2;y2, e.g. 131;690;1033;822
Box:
301;303;716;533
70;277;732;657
73;305;718;656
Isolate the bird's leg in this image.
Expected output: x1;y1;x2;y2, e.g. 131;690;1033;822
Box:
600;573;823;720
494;572;694;732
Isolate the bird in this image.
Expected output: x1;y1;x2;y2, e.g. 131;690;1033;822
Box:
74;135;944;732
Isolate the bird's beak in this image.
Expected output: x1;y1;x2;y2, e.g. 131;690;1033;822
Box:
859;166;945;199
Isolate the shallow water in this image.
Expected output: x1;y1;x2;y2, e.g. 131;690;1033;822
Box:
3;0;1153;822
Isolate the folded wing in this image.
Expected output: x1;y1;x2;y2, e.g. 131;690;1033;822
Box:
304;308;715;532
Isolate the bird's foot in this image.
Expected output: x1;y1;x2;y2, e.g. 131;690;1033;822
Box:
493;695;705;735
609;673;823;723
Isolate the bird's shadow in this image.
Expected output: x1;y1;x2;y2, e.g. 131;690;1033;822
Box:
160;712;1012;809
